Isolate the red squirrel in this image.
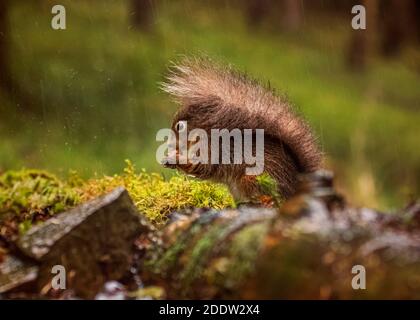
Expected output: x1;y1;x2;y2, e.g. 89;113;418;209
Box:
161;57;322;203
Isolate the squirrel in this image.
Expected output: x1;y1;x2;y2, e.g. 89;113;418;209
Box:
161;57;322;203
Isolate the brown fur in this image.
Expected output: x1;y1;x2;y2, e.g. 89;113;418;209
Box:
161;57;322;201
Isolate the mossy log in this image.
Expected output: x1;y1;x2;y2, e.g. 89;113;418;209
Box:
141;174;420;299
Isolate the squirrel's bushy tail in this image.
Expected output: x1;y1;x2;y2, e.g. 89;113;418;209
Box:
162;56;322;176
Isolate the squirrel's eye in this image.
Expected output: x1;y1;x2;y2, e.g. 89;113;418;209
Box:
175;121;186;132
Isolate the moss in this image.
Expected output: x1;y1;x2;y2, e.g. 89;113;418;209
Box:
0;161;234;231
256;172;283;206
0;169;80;214
0;169;81;232
80;160;234;224
146;210;221;277
128;286;166;300
180;223;227;290
222;222;269;289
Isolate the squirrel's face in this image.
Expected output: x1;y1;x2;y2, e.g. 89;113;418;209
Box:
162;104;245;181
162;114;252;186
162;110;214;179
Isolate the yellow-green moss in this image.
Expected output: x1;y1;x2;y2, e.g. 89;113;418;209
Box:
0;161;234;228
255;173;282;206
79;160;234;224
0;169;80;216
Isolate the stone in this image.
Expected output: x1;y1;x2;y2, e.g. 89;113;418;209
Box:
0;187;151;298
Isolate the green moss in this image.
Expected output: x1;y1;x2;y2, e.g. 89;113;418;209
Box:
222;222;269;289
0;161;234;230
80;160;234;224
145;210;222;280
256;173;283;206
180;224;227;289
147;220;203;276
128;286;165;300
0;169;81;232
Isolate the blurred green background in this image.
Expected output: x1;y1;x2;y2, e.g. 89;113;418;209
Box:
0;0;419;210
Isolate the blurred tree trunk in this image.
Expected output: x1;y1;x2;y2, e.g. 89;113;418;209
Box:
0;0;38;113
131;0;154;31
282;0;302;32
416;0;420;42
347;0;378;71
348;0;418;70
246;0;302;32
380;0;415;56
0;0;14;97
246;0;271;27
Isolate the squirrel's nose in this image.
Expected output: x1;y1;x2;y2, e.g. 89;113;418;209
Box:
161;149;178;168
161;157;177;168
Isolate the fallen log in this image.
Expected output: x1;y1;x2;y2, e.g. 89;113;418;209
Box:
141;171;420;299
